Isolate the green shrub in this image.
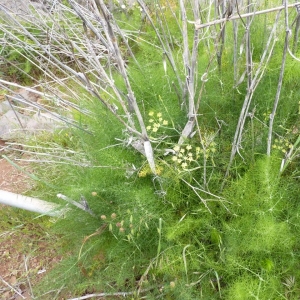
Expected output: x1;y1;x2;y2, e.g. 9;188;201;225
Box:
2;1;300;299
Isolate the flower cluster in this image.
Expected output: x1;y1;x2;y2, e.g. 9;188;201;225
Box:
272;138;293;153
146;111;168;134
200;131;217;154
93;190;127;234
200;142;217;160
171;144;197;170
263;111;271;122
171;135;217;170
138;163;164;177
99;211;135;236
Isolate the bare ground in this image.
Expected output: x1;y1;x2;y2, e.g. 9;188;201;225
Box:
0;144;61;299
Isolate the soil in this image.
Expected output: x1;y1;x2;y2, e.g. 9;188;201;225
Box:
0;145;33;194
0;142;60;299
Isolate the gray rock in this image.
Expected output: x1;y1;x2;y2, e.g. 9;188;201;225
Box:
0;101;11;115
26;112;62;131
11;88;41;107
0;108;64;140
0;110;30;140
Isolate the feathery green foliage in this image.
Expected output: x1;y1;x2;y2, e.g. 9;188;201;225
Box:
1;0;300;299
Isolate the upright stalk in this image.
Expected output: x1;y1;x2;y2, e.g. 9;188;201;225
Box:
95;0;156;173
178;0;200;144
222;9;282;188
267;0;290;156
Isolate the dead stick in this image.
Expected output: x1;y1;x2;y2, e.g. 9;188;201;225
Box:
67;287;157;300
194;3;300;29
0;275;26;299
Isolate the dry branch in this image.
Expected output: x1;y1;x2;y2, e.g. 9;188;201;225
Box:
221;8;283;189
67;287;155;300
193;2;300;29
267;0;290;155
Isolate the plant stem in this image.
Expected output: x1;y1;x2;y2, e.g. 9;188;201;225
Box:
267;0;290;156
194;2;300;29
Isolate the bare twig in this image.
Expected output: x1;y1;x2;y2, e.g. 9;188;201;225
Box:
180;177;212;213
0;276;26;299
178;0;201;144
222;9;282;189
292;4;300;53
5;95;25;131
57;193;95;216
136;0;183;93
193;2;300;29
24;255;34;299
94;0;157;174
245;0;254;89
280;134;300;173
67;287;155;300
267;0;290;155
78;224;107;260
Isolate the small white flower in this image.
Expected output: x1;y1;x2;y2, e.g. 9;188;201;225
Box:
173;145;180;152
181;162;188;169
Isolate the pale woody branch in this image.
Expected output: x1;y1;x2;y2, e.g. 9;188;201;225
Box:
192;2;300;29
